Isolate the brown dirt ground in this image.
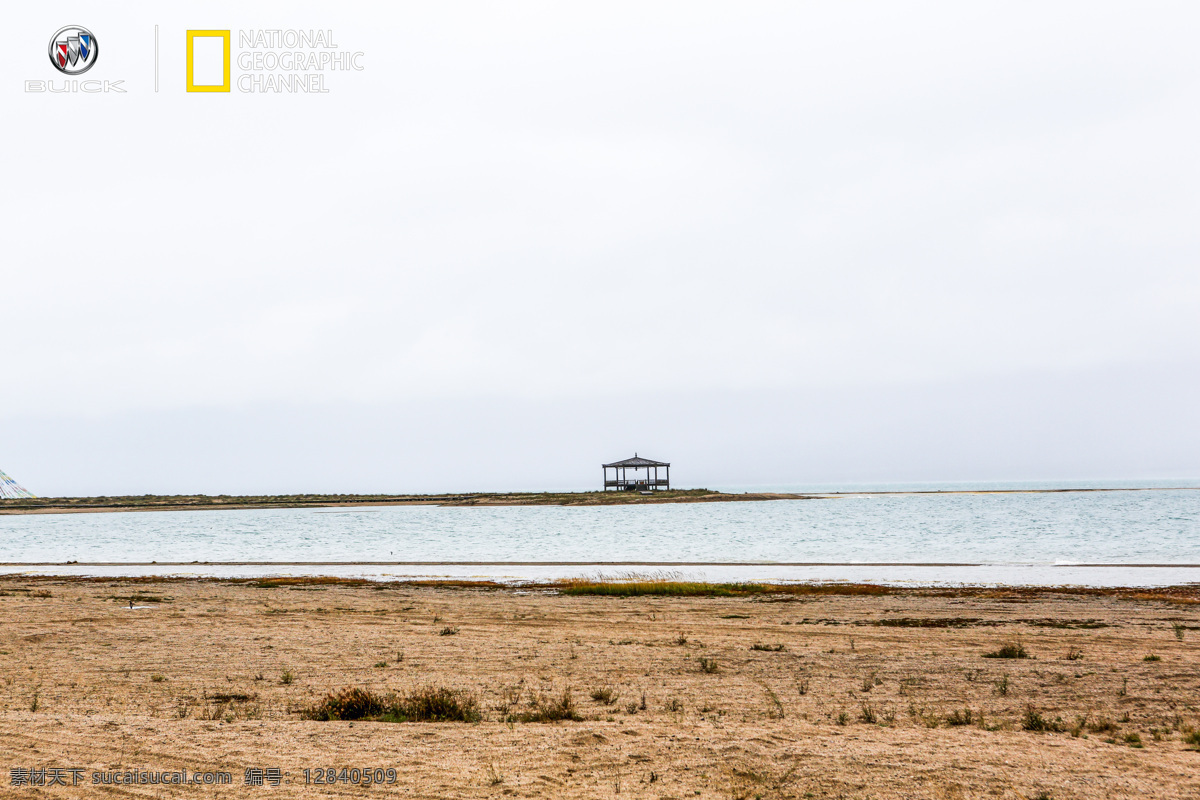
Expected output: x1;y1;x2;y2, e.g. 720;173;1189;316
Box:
1;578;1199;799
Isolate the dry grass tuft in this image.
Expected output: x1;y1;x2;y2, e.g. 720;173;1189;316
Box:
303;686;481;723
589;686;619;705
512;688;581;723
1022;705;1066;732
984;641;1029;659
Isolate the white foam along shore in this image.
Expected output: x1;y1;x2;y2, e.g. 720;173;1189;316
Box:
2;561;1200;587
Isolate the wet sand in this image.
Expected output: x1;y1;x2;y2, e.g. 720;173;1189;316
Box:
2;578;1199;798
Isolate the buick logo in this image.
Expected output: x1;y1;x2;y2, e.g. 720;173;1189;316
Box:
48;26;98;75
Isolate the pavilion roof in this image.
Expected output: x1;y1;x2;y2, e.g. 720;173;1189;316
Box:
603;455;670;468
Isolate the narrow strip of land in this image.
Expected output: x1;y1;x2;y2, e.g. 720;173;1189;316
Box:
0;486;1194;515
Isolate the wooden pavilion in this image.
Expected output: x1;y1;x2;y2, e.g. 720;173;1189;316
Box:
602;454;670;491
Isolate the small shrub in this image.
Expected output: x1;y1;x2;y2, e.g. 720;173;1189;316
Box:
1172;622;1186;641
394;686;482;722
150;674;166;683
304;687;386;721
763;687;784;720
1143;654;1161;662
280;670;295;685
29;692;39;713
945;708;974;727
1022;706;1065;732
750;643;786;652
994;674;1010;696
1123;732;1143;748
797;679;810;696
439;626;459;636
1064;648;1083;661
859;704;878;724
513;688;581;723
665;697;683;712
303;686;481;723
1183;730;1200;748
675;633;688;645
699;657;719;674
373;661;387;668
984;641;1029;659
589;686;619;705
835;711;849;725
1087;717;1119;734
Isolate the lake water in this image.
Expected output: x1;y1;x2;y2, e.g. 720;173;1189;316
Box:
1;481;1197;586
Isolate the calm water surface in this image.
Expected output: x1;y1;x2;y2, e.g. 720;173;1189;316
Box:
2;483;1197;567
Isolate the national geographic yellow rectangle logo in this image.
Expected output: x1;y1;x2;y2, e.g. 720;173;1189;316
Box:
186;30;230;92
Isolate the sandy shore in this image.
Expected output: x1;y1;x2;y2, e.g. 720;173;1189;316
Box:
2;578;1199;798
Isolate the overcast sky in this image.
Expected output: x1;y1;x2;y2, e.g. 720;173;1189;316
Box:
3;2;1198;495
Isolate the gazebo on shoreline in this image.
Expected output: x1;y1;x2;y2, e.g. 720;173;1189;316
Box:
602;454;670;492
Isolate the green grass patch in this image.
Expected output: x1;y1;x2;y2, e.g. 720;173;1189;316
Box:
559;581;768;597
557;580;889;598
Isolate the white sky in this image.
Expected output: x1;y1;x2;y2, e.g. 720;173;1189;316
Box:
3;2;1199;494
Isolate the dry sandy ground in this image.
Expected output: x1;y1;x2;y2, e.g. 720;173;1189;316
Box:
1;579;1199;799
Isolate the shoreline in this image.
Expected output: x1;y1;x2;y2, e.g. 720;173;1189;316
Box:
4;560;1200;567
2;571;1200;597
4;564;1200;590
1;485;1195;516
